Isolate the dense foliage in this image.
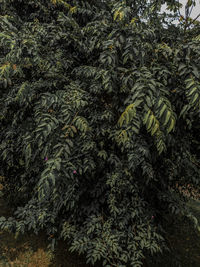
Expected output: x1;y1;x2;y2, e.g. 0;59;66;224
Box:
0;0;200;266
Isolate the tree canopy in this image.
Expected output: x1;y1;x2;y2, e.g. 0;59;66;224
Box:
0;0;200;266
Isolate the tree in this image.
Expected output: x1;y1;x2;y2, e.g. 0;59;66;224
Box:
0;0;199;266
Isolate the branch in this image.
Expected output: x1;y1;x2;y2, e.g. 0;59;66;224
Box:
183;1;200;34
188;4;194;17
187;13;200;27
177;0;182;17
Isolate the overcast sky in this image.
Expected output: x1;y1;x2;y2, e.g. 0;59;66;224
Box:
161;0;200;20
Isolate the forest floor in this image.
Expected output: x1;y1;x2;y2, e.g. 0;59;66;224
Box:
0;181;200;267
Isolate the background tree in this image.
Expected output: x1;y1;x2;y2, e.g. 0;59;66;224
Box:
0;0;199;266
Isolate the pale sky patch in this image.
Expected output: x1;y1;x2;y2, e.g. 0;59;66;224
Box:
161;0;200;21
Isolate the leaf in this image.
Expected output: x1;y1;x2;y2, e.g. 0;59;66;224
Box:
54;158;61;171
163;110;171;126
187;86;197;97
178;63;186;72
186;79;195;89
159;104;167;118
147;114;154;131
25;144;31;168
151;121;159;135
143;109;151;124
191;92;199;104
167;118;175;133
98;150;107;160
118;103;136;127
180;104;189;117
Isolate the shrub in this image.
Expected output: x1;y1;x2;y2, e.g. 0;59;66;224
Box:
0;0;200;266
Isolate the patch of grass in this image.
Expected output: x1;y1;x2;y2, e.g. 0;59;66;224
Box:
0;225;99;267
0;223;99;267
0;229;97;267
0;221;53;267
